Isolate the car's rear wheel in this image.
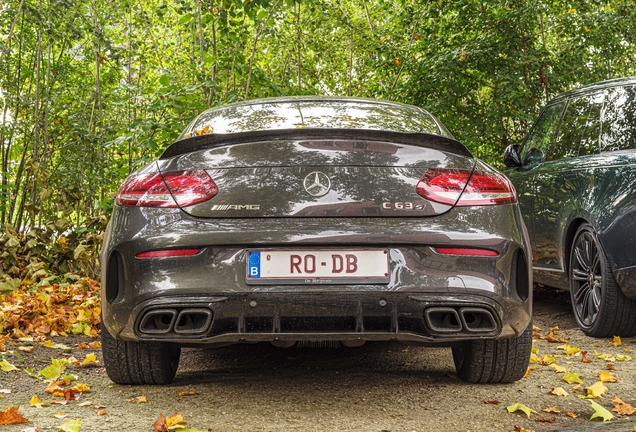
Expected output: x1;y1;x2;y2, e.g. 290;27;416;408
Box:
101;326;181;385
569;223;636;337
452;324;531;383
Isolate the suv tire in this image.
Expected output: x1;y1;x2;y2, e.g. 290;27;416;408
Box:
101;326;181;385
452;324;531;383
569;223;636;337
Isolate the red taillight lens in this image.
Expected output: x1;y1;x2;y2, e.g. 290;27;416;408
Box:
416;168;516;206
435;247;499;257
136;249;201;258
116;170;218;208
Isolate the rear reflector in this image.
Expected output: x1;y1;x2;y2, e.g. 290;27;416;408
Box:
435;247;499;257
136;249;201;258
416;168;516;206
116;170;218;207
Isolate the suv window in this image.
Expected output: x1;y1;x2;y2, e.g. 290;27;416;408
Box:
601;85;636;152
554;92;604;159
520;103;564;164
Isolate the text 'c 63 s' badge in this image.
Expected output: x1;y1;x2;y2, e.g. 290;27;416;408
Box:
211;205;260;210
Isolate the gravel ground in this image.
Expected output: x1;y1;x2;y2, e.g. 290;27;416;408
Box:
1;286;635;432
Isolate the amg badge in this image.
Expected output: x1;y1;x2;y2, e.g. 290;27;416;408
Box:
211;204;260;210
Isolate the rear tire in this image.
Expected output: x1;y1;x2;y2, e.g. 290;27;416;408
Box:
569;223;636;337
452;324;532;383
101;326;181;385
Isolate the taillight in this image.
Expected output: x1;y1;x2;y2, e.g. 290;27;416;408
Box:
116;170;218;207
435;247;499;257
136;249;201;258
416;168;516;206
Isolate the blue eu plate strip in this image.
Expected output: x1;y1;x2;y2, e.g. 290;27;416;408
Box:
247;251;261;278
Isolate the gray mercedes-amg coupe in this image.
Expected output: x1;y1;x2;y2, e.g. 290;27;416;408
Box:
100;96;532;385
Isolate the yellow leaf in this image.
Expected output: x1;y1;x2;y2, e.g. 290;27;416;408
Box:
506;403;536;418
80;353;97;365
29;396;42;407
586;381;608;398
558;344;580;355
589;400;614;422
598;371;618;383
616;354;631;361
165;410;187;429
43;340;55;348
551;387;569;397
609;336;622;347
127;396;146;404
549;364;566;373
532;325;542;332
539;354;558;365
0;359;18;372
529;353;539;364
563;372;582;384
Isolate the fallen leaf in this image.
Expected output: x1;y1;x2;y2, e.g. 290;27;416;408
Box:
0;359;19;372
589;400;614;422
77;402;91;407
550;326;559;331
57;418;83;432
154;413;167;432
0;406;28;425
570;384;581;391
127;395;147;404
177;390;196;396
88;341;101;349
598;371;618;383
592;343;602;347
549;364;566;373
612;396;636;415
581;351;593;363
80;353;97;365
18;346;34;352
165;411;187;429
609;336;622;347
563;372;582;384
506;403;537;418
616;354;631;361
512;426;535;432
532;325;542;332
50;400;68;405
606;364;616;370
538;417;556;423
543;407;560;413
558;344;581;355
539;354;559;365
53;412;68;419
96;410;106;416
596;352;616;362
0;389;10;394
565;411;578;418
529;353;539;364
551;387;569;397
30;396;42;407
390;413;404;418
585;381;608;398
484;399;500;405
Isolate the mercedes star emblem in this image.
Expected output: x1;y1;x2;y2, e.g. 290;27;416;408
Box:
303;171;331;197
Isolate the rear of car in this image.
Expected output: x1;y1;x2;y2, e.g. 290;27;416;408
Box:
100;97;532;384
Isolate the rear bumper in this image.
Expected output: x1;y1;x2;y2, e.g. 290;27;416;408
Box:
101;205;533;345
110;292;530;346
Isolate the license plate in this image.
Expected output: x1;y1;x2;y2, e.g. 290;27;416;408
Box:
246;249;390;285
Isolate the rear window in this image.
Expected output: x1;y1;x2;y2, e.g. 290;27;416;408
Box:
601;85;636;152
178;99;443;139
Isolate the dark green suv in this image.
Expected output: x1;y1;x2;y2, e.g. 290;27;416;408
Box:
504;76;636;338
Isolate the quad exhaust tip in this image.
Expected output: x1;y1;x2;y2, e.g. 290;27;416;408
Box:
424;306;497;334
138;308;213;336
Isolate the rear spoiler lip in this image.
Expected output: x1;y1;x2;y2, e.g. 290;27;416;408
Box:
159;128;472;159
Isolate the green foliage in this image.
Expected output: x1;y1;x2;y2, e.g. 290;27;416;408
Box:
1;0;635;281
